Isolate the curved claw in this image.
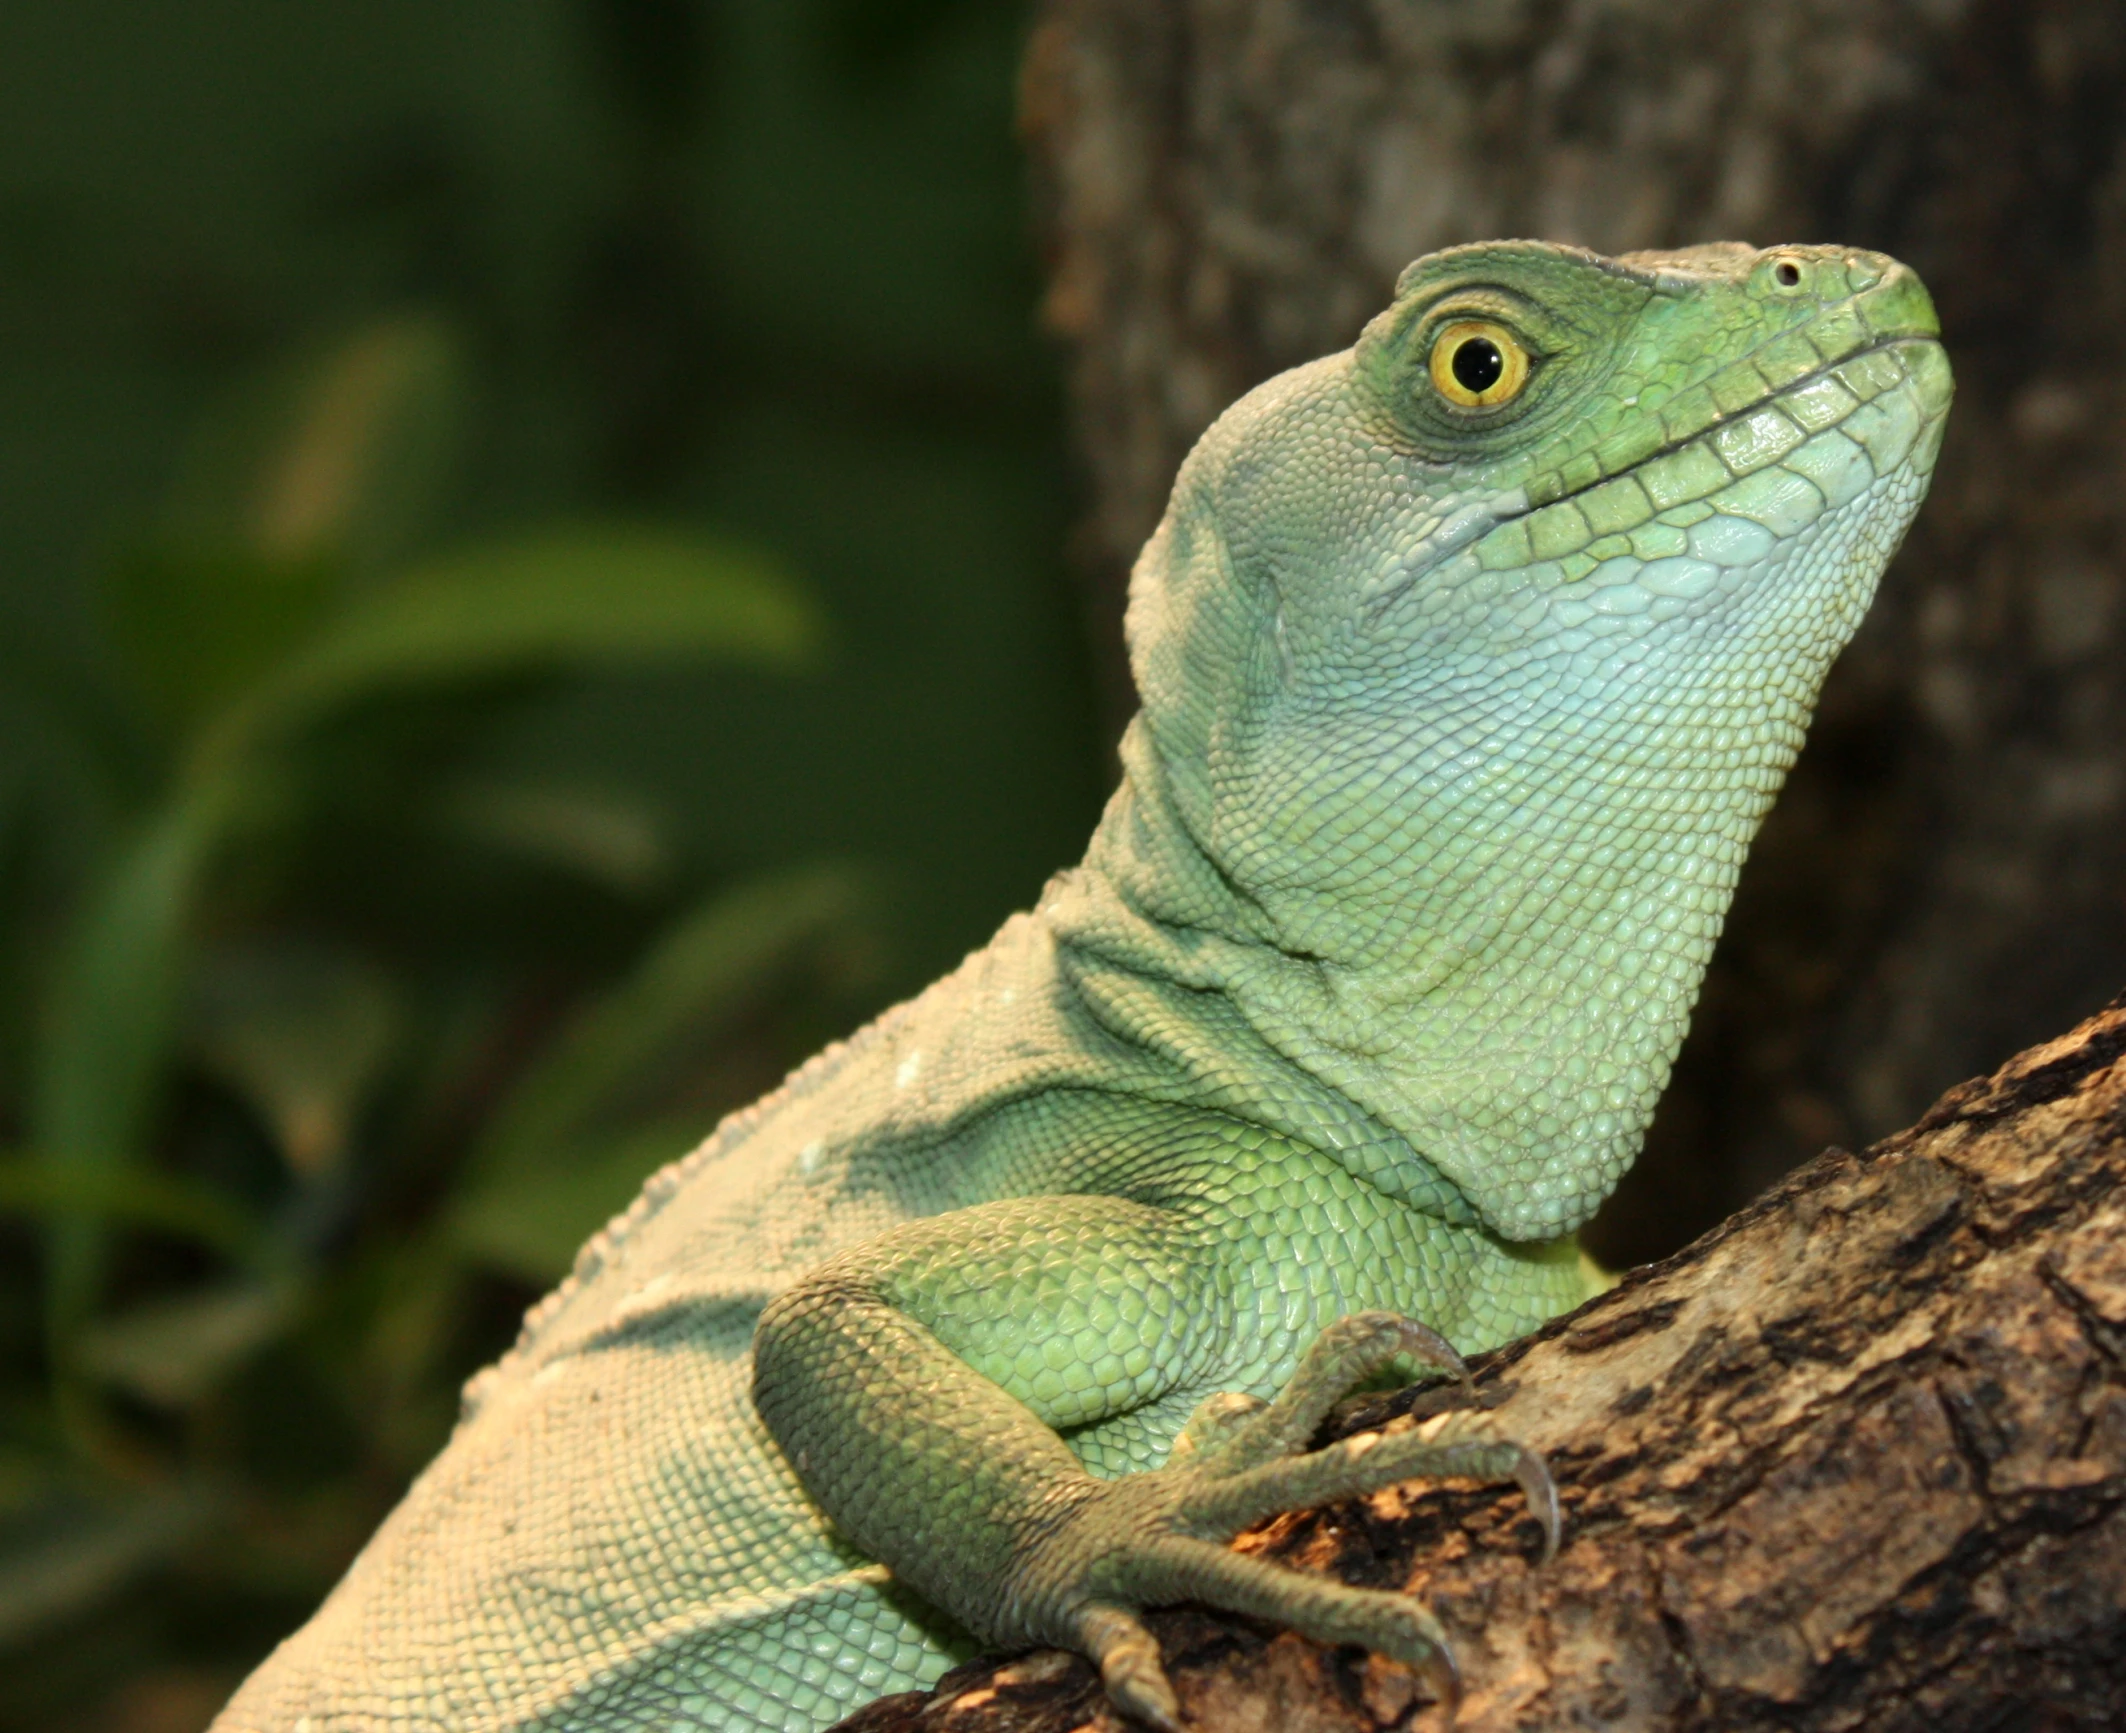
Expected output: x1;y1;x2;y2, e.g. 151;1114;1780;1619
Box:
1081;1603;1183;1733
1418;1638;1462;1719
1323;1312;1475;1402
1513;1445;1562;1564
1216;1313;1477;1473
1387;1316;1477;1403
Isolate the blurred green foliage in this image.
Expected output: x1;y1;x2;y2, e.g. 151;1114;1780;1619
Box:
0;1;1101;1726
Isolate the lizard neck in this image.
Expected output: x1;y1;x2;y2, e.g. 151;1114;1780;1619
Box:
1042;719;1481;1228
1048;677;1795;1241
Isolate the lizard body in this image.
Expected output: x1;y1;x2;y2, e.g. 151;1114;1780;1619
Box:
213;240;1950;1732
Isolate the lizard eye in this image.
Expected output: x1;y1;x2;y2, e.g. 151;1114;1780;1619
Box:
1428;320;1531;409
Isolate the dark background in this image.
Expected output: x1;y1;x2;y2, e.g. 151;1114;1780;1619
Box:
0;4;1103;1727
3;1;2123;1728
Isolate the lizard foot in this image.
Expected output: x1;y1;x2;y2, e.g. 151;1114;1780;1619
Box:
1018;1312;1557;1729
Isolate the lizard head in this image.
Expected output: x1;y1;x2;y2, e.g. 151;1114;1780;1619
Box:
1103;239;1951;1238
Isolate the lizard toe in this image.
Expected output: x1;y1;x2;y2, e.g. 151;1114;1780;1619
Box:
1184;1418;1537;1539
1214;1313;1472;1470
1095;1536;1462;1713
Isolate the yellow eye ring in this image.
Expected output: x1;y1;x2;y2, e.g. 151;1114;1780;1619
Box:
1428;320;1531;408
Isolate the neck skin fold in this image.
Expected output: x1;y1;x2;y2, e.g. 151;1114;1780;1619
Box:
1042;717;1490;1230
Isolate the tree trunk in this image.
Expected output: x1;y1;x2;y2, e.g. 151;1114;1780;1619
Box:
1017;0;2126;1266
832;995;2126;1732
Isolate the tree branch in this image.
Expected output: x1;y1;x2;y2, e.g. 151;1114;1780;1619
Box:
833;996;2126;1730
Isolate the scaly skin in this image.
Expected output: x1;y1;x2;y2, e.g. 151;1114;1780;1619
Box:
212;240;1950;1733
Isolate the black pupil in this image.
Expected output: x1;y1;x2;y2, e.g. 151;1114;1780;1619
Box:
1451;336;1504;394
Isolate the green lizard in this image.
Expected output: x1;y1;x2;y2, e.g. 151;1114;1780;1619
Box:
212;239;1950;1733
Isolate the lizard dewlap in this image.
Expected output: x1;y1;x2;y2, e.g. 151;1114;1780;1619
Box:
212;240;1950;1733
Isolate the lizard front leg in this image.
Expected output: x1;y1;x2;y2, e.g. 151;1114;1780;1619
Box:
751;1195;1554;1729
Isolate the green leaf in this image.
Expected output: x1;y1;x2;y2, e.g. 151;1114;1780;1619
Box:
75;1281;296;1407
28;777;248;1331
444;779;674;895
452;865;866;1279
0;640;132;884
164;312;468;574
199;523;820;766
0;1160;263;1264
480;864;863;1166
102;545;341;738
348;1241;468;1420
0;1485;221;1646
452;1122;696;1284
35;520;813;1330
189;941;399;1177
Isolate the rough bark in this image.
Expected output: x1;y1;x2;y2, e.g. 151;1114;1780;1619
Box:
1017;0;2126;1264
831;994;2126;1733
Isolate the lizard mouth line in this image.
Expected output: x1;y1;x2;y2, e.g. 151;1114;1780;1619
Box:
1505;329;1945;527
1364;329;1940;623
